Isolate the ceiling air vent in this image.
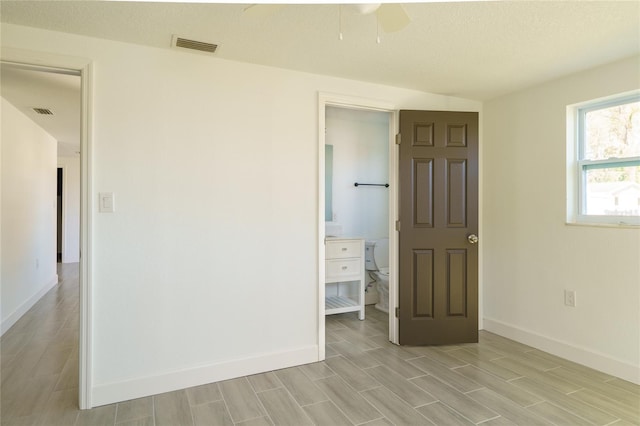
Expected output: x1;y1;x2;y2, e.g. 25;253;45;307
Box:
33;108;53;115
171;35;218;54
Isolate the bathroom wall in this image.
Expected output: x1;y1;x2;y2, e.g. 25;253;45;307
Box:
326;106;390;240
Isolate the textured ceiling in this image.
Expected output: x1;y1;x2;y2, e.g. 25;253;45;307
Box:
1;1;639;101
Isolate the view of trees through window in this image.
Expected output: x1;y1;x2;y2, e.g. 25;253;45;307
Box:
583;100;640;216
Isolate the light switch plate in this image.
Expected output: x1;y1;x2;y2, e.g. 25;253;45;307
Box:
99;192;115;213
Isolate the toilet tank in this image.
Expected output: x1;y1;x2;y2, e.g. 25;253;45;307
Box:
374;238;389;269
365;239;389;270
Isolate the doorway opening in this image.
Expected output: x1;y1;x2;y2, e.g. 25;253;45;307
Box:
0;54;92;408
318;94;399;360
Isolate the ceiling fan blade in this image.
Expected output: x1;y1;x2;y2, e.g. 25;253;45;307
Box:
242;4;283;19
376;4;411;33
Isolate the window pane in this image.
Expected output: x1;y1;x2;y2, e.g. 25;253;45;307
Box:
584;101;640;161
584;165;640;216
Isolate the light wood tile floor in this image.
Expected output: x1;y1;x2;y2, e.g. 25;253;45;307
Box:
1;263;639;425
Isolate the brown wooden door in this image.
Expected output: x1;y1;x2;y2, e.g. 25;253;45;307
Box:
398;110;478;345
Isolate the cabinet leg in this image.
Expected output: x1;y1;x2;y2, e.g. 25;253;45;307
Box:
358;308;365;321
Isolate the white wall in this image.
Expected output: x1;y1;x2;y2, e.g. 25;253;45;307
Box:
57;156;80;263
1;23;482;406
483;56;640;384
1;97;58;335
326;106;389;240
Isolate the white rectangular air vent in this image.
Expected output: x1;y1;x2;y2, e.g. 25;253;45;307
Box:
171;35;218;54
33;108;53;115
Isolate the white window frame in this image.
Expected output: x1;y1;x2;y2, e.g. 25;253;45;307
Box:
570;92;640;226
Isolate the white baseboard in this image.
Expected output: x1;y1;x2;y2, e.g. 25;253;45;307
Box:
1;275;59;336
483;317;640;385
91;345;319;407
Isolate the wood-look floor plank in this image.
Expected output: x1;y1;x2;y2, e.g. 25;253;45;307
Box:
366;348;427;379
115;416;154;426
332;327;380;351
302;400;354;426
191;400;233;426
527;401;596;426
411;375;499;424
547;367;639;407
153;390;193;426
605;378;640;396
511;377;618;425
445;349;522;380
569;388;640;423
409;356;483;393
248;372;282;393
466;388;549;425
366;336;417;360
115;397;153;424
526;349;616;382
299;361;335;381
314;376;382;424
35;387;79;426
454;365;542;407
274;367;328;406
186;382;222;406
416;401;475;426
363;365;435;408
495;357;581;394
3;374;58;419
328;341;380;369
219;377;266;423
407;346;469;368
360;385;435;426
74;404;116;426
256;388;313;426
235;416;274;426
324;356;379;392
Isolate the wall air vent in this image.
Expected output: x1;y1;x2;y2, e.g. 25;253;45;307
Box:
171;35;218;54
33;108;53;115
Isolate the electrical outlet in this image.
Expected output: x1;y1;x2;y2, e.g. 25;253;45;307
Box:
564;290;576;307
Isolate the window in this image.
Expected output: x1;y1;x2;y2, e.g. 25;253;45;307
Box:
574;93;640;225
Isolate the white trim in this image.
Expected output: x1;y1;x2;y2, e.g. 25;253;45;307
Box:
1;47;94;409
317;92;400;353
567;90;640;226
483;317;640;385
92;345;318;407
1;275;58;335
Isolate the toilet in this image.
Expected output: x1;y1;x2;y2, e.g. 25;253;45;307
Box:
365;238;389;313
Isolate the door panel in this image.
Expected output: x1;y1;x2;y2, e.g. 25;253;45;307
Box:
399;110;478;345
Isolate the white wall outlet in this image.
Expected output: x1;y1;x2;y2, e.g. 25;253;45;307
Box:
564;290;576;307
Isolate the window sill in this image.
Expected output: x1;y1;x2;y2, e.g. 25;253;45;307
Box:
566;221;640;230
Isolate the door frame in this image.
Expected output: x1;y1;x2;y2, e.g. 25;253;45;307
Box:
317;92;399;359
1;47;94;409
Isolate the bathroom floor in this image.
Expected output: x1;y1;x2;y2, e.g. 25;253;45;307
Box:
2;265;639;425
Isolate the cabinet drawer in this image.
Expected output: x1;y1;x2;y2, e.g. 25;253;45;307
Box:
326;240;361;259
326;258;361;279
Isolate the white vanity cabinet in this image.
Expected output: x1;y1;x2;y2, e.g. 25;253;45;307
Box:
325;238;365;320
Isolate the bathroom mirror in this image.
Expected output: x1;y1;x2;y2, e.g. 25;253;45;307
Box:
325;144;333;221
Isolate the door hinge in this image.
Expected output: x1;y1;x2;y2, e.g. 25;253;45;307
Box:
395;220;401;231
395;307;399;318
395;133;401;145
